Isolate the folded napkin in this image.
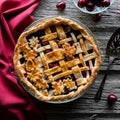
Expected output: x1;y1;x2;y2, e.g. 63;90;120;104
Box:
0;0;44;120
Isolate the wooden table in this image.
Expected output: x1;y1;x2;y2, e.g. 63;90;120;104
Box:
32;0;120;119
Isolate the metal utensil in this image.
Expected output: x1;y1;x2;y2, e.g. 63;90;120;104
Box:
94;28;120;102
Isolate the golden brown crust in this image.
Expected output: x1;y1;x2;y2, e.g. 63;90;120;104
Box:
13;16;101;102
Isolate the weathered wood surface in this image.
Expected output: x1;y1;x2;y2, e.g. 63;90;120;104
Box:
32;0;120;119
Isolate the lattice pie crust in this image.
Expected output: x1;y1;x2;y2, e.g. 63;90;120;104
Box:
13;17;101;102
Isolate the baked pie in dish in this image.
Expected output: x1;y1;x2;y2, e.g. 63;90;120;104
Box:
13;17;101;102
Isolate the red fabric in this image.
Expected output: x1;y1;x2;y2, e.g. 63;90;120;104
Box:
0;0;44;120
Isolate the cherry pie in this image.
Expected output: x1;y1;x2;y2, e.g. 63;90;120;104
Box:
13;17;101;102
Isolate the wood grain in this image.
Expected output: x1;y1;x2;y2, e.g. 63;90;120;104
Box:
32;0;120;119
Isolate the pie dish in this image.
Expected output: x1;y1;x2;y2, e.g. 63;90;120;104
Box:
13;16;101;103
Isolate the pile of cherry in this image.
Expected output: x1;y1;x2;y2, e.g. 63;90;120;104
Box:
56;0;111;22
78;0;111;12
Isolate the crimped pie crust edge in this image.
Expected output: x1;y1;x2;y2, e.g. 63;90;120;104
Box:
13;16;101;102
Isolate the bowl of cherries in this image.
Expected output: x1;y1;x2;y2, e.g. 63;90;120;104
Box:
73;0;114;14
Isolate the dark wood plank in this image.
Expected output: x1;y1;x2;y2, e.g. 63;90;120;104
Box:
32;0;120;119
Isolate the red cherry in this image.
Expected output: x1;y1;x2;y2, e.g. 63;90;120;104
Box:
56;1;66;11
107;94;118;105
78;0;87;8
86;1;95;11
93;13;102;22
49;62;59;68
101;0;110;7
55;39;60;43
69;41;74;46
44;49;52;54
41;41;49;46
44;75;48;80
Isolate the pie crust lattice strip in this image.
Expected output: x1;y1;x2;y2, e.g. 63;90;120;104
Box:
13;17;101;102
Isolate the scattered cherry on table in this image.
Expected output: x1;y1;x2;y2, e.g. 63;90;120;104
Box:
93;13;102;22
107;94;118;105
56;1;66;11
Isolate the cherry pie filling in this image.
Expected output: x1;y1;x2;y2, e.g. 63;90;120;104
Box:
15;18;101;101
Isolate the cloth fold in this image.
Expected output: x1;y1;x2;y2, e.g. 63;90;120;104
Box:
0;0;44;120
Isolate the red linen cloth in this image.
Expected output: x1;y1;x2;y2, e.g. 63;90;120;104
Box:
0;0;44;120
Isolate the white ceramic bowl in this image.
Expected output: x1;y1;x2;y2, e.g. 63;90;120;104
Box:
73;0;114;14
